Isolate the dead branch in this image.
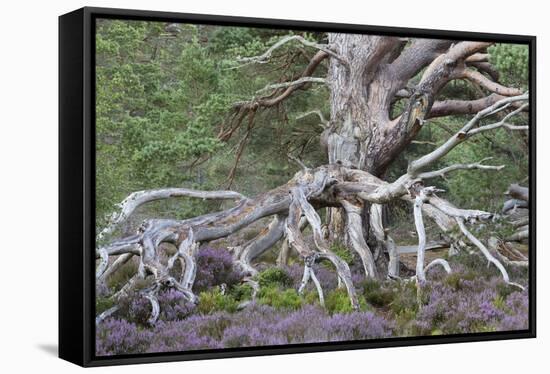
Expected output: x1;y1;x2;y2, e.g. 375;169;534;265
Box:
237;34;346;66
428;94;510;119
462;69;523;96
97;188;246;242
295;109;329;127
255;76;327;94
506;183;529;202
408;93;528;174
417;158;505;180
456;218;524;290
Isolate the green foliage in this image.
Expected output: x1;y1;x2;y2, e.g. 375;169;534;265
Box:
389;281;420;315
96;296;115;314
257;268;293;288
489;44;529;88
325;289;368;314
493;295;507;311
95;19;328;234
495;282;517;300
197;287;239;314
229;283;254;301
361;279;395;307
329;242;354;265
443;271;476;291
257;287;303;310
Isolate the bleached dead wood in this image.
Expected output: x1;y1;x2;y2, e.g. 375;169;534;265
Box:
488;237;528;268
341;200;378;279
97;188;246;242
236;34;347;66
370;203;399;278
95;94;529;322
456;219;524;290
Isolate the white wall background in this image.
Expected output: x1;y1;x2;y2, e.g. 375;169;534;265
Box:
0;0;546;372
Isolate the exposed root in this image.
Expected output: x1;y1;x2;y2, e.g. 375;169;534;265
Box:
95;94;530;322
456;218;525;290
370;203;398;278
236;215;286;276
96;305;120;324
298;260;313;295
425;259;452;274
285;173;360;310
97;187;246;242
341;200;378;279
96;248;109;279
237;278;259;310
309;268;325;307
145;292;160;326
98;253;134;285
412;186;453;283
412;187;429;283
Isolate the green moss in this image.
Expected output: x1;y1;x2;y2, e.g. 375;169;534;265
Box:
394;308;418;335
303;290;322;306
492;295;510;313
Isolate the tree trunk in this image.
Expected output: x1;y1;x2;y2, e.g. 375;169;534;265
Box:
323;35;403;266
324;34;400;173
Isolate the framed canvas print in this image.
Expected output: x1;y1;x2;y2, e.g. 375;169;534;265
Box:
59;7;536;367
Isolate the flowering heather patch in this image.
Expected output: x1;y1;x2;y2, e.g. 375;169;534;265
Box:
96;318;154;356
96;304;393;355
96;248;529;356
409;275;529;335
193;247;243;292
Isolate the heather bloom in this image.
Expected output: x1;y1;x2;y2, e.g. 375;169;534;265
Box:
324;312;394;340
96;248;530;356
96;318;153;355
157;289;196;321
147;321;222;353
194;247;243;292
414;275;527;335
97;304;395;355
498;290;529;331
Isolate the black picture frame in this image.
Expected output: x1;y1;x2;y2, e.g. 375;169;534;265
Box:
59;6;536;367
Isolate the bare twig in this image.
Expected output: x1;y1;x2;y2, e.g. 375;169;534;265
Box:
237;34;347;66
255;77;327;94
